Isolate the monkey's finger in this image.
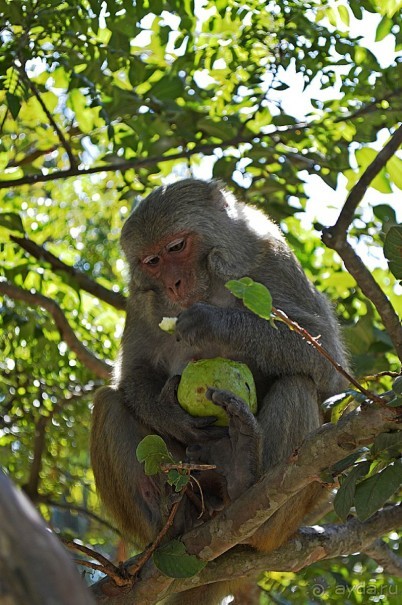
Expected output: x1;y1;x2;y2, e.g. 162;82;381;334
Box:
188;420;228;442
192;415;219;428
207;388;259;434
206;387;246;409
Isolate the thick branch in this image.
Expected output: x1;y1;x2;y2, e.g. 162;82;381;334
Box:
326;123;402;235
91;505;402;604
173;505;402;592
91;402;400;604
180;403;398;561
11;235;127;310
0;281;111;379
324;240;402;359
322;124;402;360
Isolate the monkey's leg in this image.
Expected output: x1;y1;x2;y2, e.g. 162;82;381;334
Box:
91;387;205;543
249;375;324;552
90;386;164;546
186;388;262;508
207;388;262;500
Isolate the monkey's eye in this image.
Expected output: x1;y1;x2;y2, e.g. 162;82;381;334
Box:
142;255;160;266
167;238;185;253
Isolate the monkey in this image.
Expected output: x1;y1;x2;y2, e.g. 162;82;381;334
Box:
90;179;348;604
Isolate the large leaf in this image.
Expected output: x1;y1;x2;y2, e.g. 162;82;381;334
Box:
384;225;402;279
153;540;207;578
0;212;25;234
333;462;370;522
354;461;402;522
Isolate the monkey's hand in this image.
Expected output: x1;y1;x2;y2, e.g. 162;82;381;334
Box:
187;388;262;502
175;302;222;347
158;376;228;444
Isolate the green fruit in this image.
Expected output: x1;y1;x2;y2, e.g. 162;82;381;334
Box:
177;357;257;426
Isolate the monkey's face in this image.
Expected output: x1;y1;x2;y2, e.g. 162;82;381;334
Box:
139;231;210;309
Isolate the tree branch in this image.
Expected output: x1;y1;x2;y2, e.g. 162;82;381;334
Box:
10;235;127;310
325;124;402;234
365;537;402;577
174;505;402;592
0;134;259;189
322;124;402;360
91;505;402;604
0;281;112;379
91;401;401;604
0;120;307;191
17;63;78;170
24;414;48;501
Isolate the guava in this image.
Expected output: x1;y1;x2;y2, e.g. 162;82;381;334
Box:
177;357;257;426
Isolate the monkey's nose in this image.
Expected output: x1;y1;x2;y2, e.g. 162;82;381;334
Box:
169;280;181;296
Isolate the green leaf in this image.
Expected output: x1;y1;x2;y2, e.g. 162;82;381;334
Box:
329;450;366;476
0;212;25;234
386;155;402;190
387;395;402;407
375;15;393;41
337;5;350;27
150;75;184;101
136;435;173;475
226;278;272;320
392;376;402;395
384;225;402;279
373;204;397;224
167;469;190;491
333;461;370;522
153;540;207;578
372;432;402;458
355;148;392;193
354;460;402;521
6;92;21;119
324;392;353;423
197;117;236;140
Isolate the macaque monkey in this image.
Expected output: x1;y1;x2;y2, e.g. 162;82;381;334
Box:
90;179;347;604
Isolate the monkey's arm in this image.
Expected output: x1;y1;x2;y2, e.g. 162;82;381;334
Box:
117;361;227;443
176;301;347;397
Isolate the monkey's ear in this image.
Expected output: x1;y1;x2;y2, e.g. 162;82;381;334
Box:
207;246;239;281
209;179;239;218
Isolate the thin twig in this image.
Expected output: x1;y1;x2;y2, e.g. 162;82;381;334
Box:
273;306;383;403
160;462;216;472
63;539;131;587
63;539;115;568
16;62;77;169
41;499;119;534
128;494;185;578
74;559;106;572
